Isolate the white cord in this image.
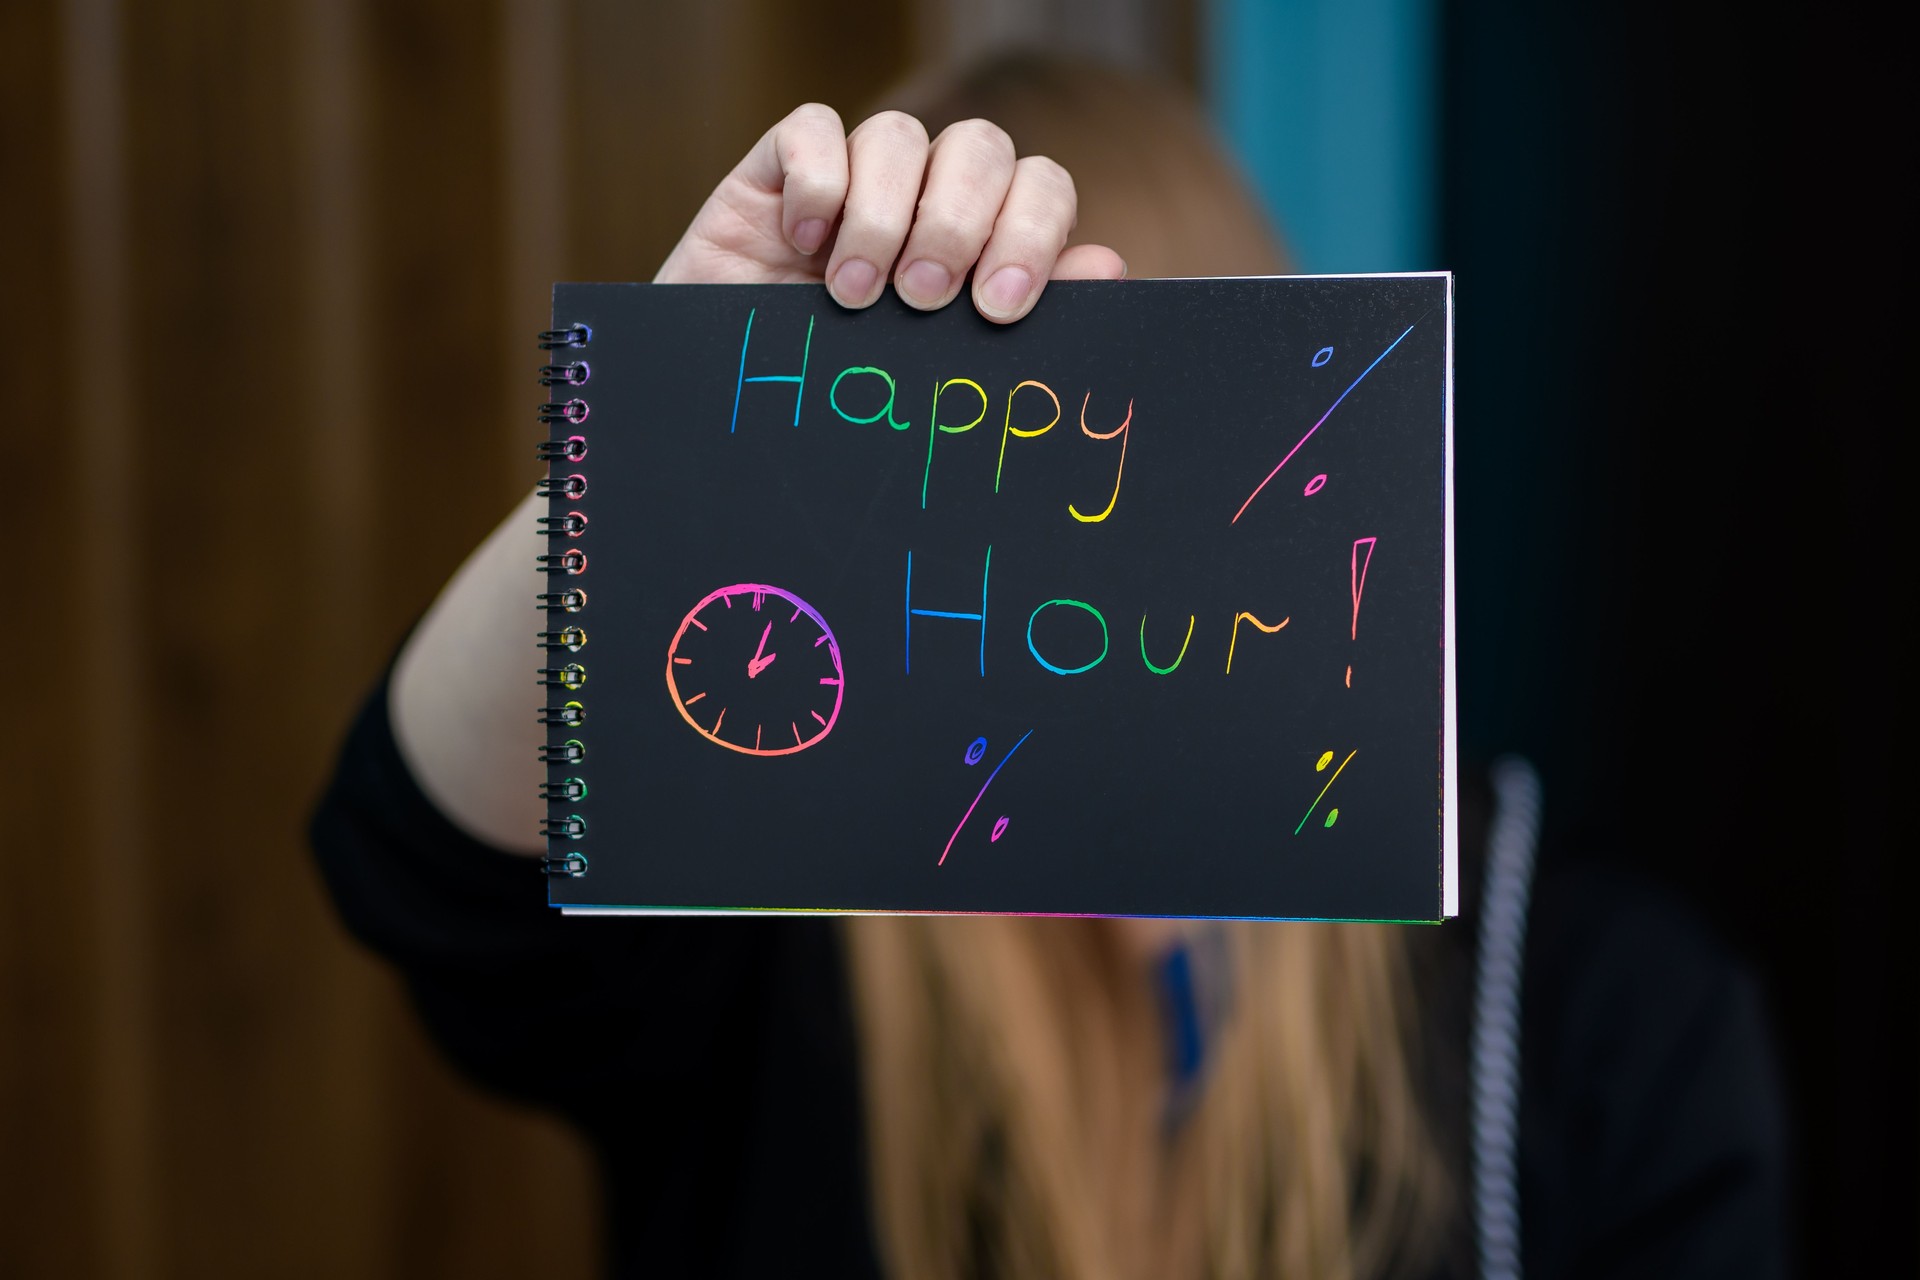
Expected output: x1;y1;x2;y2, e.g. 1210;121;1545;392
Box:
1471;755;1544;1280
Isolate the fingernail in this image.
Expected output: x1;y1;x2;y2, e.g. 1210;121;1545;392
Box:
793;219;828;255
1118;257;1129;280
831;258;879;306
898;259;952;307
979;266;1033;318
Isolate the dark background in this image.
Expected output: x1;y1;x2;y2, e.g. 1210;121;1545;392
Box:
1;0;1901;1275
1445;3;1906;1272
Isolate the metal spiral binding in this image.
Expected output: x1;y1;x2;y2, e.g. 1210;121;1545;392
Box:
539;319;592;878
543;814;586;838
542;852;589;878
537;588;587;612
537;323;592;349
538;361;590;386
538;399;590;425
537;436;588;463
539;739;585;765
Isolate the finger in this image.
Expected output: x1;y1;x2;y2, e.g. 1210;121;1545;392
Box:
1050;243;1128;281
892;119;1017;310
733;103;849;258
825;111;931;308
971;155;1078;323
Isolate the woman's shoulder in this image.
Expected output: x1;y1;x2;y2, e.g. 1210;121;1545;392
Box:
1450;761;1795;1278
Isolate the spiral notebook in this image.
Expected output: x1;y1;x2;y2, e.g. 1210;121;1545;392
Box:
536;275;1455;920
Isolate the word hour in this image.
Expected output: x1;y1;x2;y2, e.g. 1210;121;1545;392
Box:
904;541;1374;680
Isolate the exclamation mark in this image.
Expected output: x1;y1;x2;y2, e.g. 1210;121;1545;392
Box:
1348;536;1377;688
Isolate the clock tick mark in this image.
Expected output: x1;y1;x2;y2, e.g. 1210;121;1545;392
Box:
789;607;801;623
813;635;829;647
712;707;727;736
756;725;762;750
673;656;692;664
792;722;802;745
811;710;827;727
689;618;707;631
752;590;764;611
820;677;840;685
685;691;706;705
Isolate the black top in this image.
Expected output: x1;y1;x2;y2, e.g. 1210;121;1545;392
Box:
309;672;1790;1278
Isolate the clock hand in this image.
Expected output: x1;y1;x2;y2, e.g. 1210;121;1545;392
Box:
747;620;777;678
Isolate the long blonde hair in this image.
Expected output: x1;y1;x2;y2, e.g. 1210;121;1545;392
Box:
848;919;1445;1279
844;56;1451;1280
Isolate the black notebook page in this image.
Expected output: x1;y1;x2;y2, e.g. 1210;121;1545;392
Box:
542;275;1453;920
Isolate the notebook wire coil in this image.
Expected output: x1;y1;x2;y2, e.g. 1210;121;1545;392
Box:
542;852;589;877
537;436;589;463
537;323;592;349
538;400;590;426
537;588;588;612
538;320;592;877
538;512;588;536
539;361;591;386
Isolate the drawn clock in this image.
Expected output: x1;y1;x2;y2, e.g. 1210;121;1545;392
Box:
665;583;845;756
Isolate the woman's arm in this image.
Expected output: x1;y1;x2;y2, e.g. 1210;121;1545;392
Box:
388;103;1125;855
389;485;547;852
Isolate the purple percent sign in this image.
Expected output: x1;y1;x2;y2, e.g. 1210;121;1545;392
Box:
939;730;1033;866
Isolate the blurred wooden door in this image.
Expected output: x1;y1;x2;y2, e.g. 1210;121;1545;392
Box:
0;1;913;1275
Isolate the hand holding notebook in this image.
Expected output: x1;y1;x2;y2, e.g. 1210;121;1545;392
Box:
394;104;1455;921
652;102;1129;318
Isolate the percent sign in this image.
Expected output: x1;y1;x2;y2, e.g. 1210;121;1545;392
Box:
1231;323;1420;525
939;730;1033;865
1294;748;1356;835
